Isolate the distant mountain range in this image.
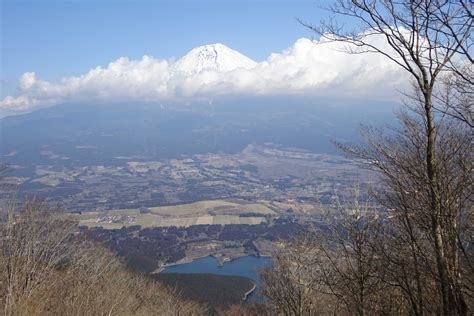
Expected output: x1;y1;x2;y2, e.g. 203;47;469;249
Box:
0;97;397;171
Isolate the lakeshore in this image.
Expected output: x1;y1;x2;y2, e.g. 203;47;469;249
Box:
243;283;257;301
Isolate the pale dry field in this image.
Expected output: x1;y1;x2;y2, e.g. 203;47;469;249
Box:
148;199;274;216
80;214;266;228
78;199;272;229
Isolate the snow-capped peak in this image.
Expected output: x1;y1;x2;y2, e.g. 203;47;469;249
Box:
174;43;257;75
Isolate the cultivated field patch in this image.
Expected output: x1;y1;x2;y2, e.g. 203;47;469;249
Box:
78;199;272;229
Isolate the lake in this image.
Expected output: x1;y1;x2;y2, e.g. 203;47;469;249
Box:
161;255;272;301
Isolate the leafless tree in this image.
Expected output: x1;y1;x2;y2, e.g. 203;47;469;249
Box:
261;233;330;315
340;98;472;314
301;1;472;314
436;69;473;128
0;199;77;314
261;191;408;315
313;198;393;315
0;199;206;315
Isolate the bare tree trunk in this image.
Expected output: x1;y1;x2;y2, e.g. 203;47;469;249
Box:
424;88;467;315
424;90;449;314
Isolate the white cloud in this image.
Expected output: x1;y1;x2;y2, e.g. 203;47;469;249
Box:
1;36;407;115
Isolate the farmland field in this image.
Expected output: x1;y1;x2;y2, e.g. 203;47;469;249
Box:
78;199;274;229
148;199;275;216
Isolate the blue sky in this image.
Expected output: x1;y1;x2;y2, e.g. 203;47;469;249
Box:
1;0;328;97
1;0;405;116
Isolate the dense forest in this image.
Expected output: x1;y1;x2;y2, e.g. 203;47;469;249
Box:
154;273;254;308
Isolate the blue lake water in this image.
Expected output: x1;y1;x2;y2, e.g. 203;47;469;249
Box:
161;255;272;301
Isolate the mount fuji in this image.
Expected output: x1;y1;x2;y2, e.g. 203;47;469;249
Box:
174;43;257;75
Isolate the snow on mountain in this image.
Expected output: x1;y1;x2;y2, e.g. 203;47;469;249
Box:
174;43;257;75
